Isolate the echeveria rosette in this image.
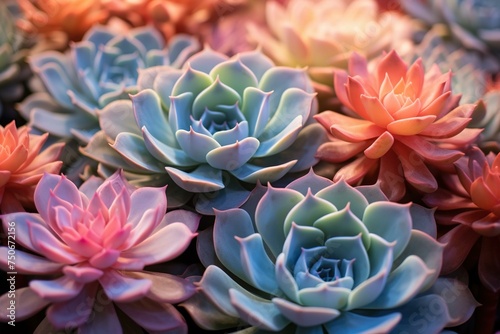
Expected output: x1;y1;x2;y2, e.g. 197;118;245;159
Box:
315;50;481;201
423;147;500;294
183;170;477;333
18;25;200;142
82;48;327;213
0;121;63;213
247;0;413;94
0;170;199;332
402;0;500;53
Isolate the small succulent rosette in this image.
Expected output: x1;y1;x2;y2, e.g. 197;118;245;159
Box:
18;24;200;142
247;0;413;94
401;0;500;54
424;146;500;293
315;50;481;201
0;121;63;213
0;170;199;332
183;170;477;333
0;2;30;119
81;48;327;212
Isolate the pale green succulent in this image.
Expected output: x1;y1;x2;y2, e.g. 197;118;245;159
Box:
81;48;326;213
18;25;199;141
184;171;478;333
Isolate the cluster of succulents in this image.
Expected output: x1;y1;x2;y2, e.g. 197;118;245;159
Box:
2;0;500;333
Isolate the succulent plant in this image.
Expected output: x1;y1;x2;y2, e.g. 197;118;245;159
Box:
405;25;498;105
247;0;413;90
315;50;481;201
401;0;500;53
0;2;30;121
0;170;199;332
424;147;500;293
103;0;248;42
18;25;200;142
81;48;326;213
16;0;109;45
0;121;63;213
184;170;477;333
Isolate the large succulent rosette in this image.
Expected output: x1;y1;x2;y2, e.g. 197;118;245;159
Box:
315;50;480;201
18;25;199;141
401;0;500;53
184;170;477;333
248;0;413;90
82;48;326;212
0;170;199;332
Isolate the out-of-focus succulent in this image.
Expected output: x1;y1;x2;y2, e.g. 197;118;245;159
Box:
82;48;326;213
18;25;199;142
469;90;500;152
406;25;498;105
424;147;500;294
183;170;477;333
0;121;63;213
16;0;109;45
201;0;268;56
401;0;500;53
315;50;480;201
103;0;248;41
0;170;199;332
247;0;413;90
0;2;30;120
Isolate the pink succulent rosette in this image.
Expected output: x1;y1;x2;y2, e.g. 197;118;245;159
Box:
0;121;63;213
0;171;199;332
315;50;481;201
424;147;500;293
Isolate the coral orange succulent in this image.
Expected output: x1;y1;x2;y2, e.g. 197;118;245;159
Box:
315;50;480;200
17;0;108;43
0;121;63;212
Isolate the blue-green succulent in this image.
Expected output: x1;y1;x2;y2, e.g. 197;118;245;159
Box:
184;170;478;333
81;48;326;212
401;0;500;53
18;25;199;141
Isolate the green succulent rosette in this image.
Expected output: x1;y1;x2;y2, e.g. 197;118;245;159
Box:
184;171;478;333
81;48;326;212
18;25;199;141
